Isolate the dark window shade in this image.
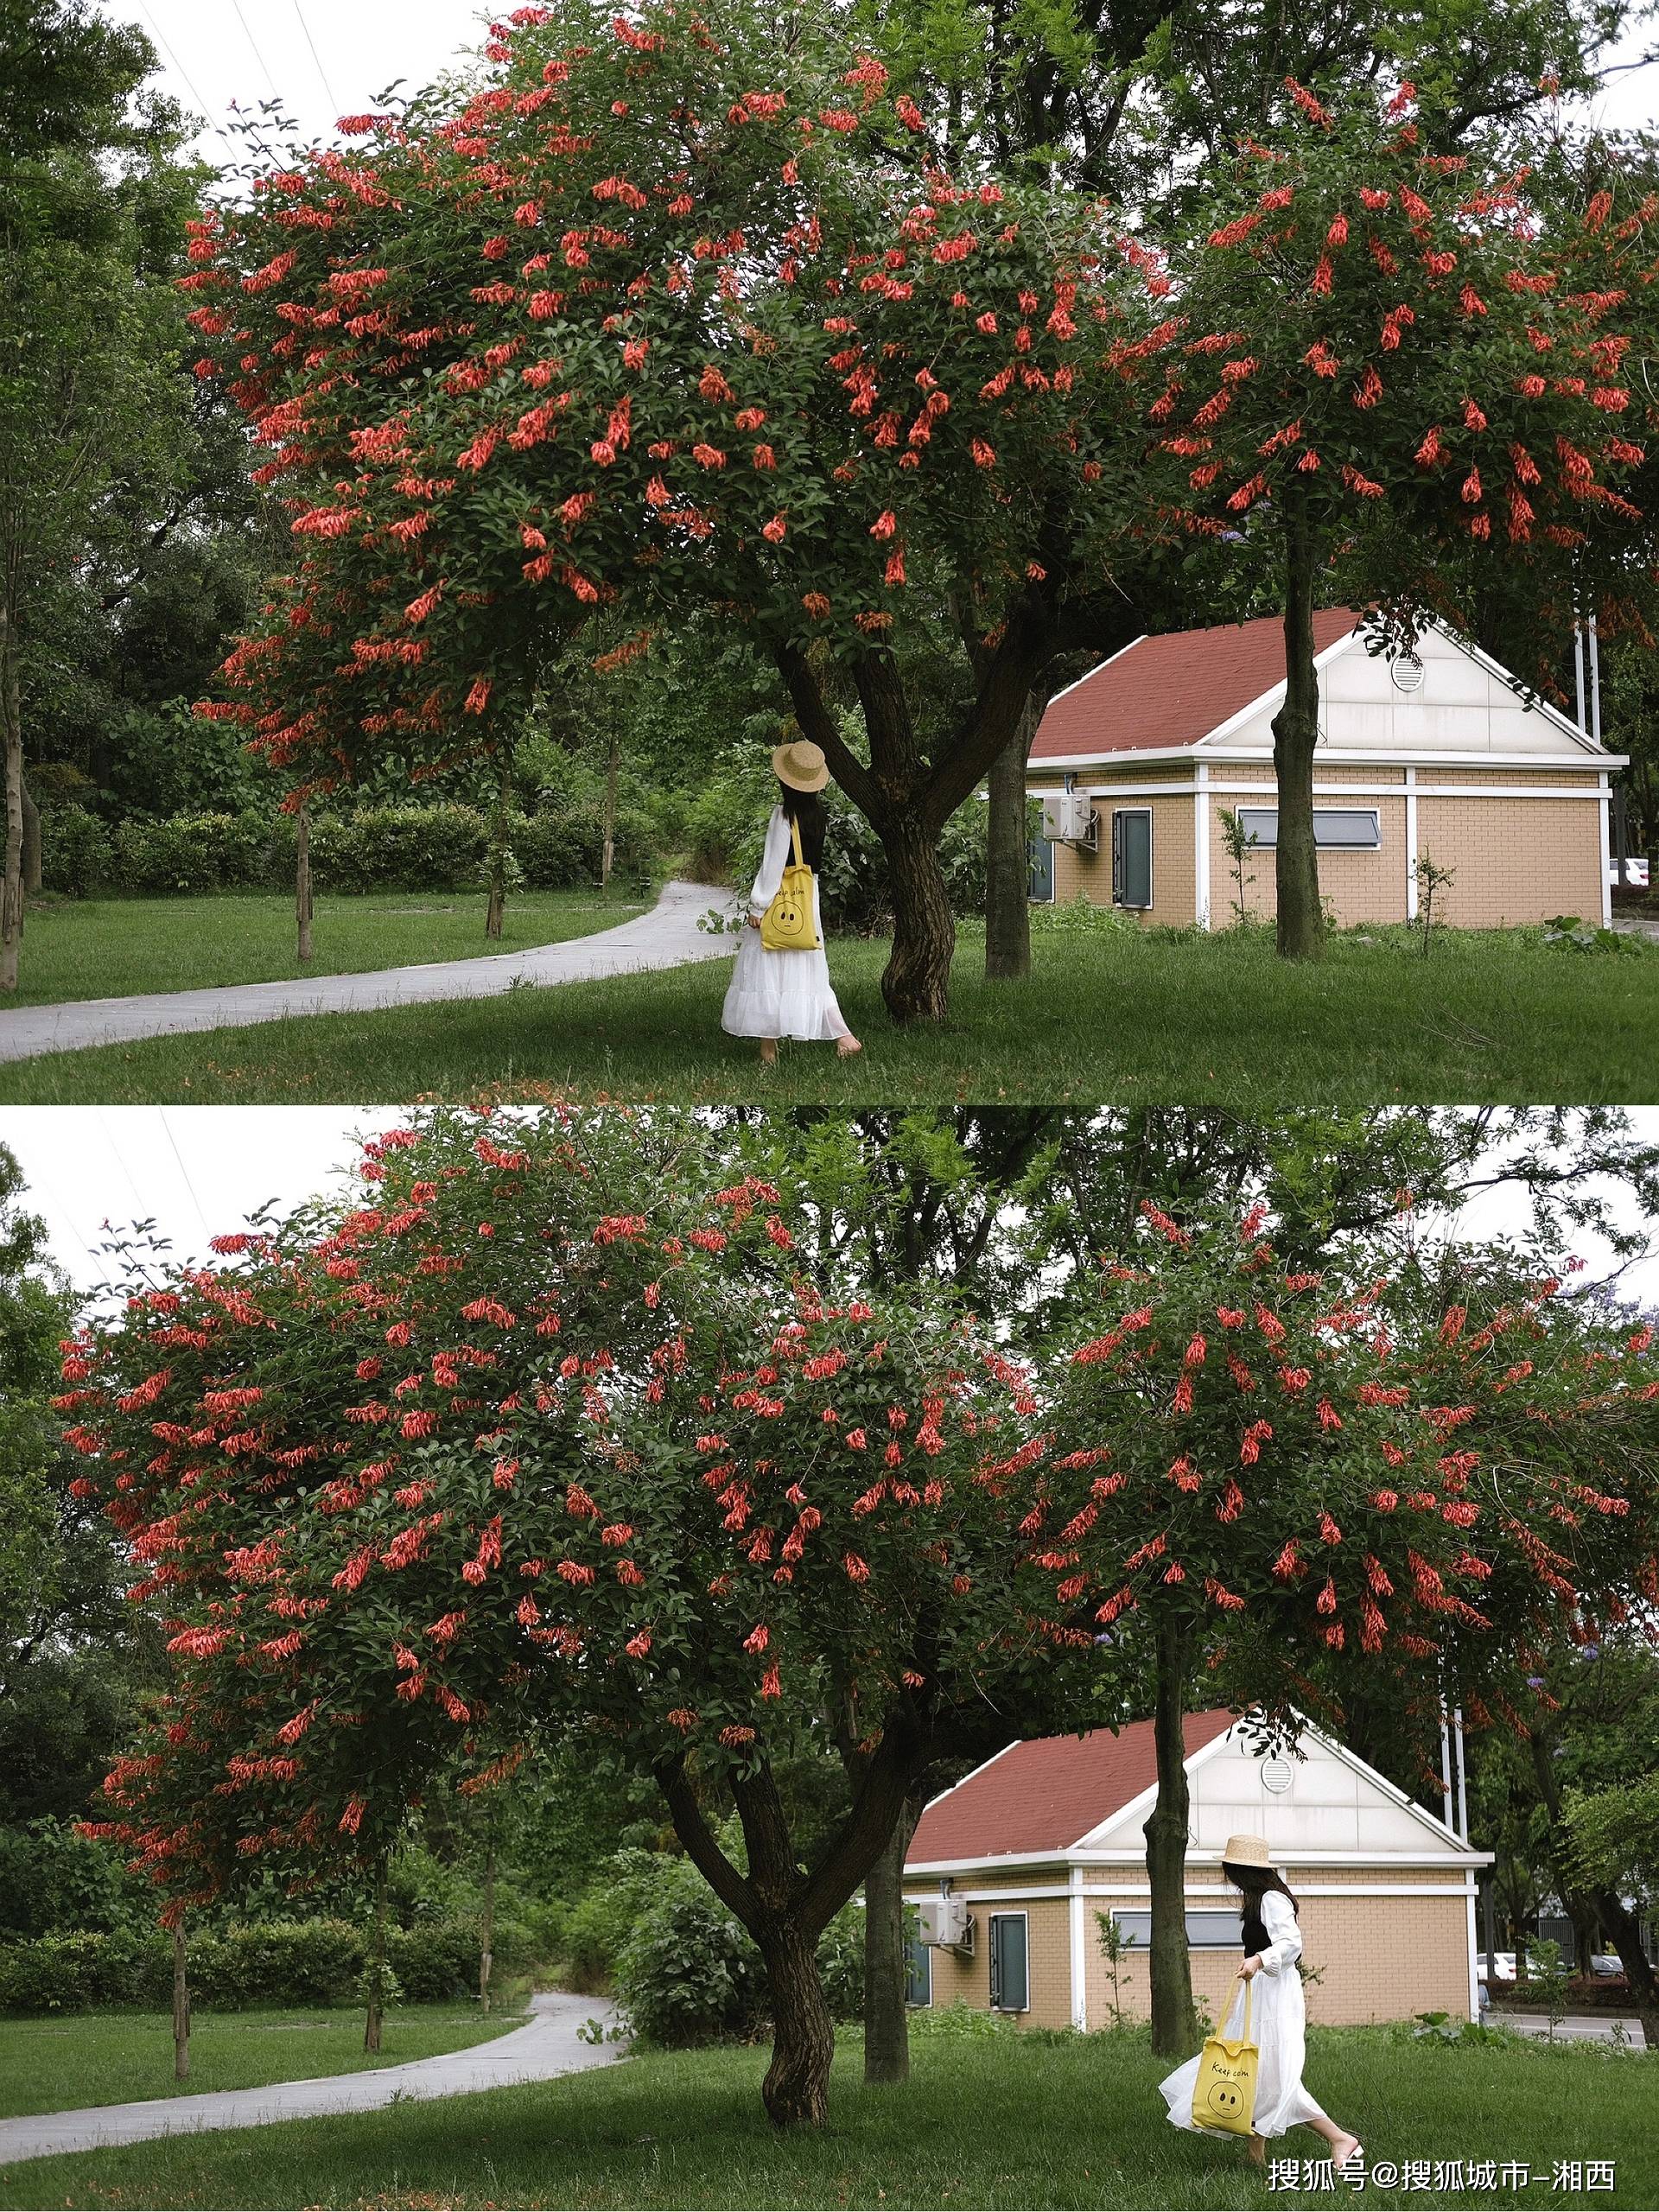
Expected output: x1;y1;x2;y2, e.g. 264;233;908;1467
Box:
1113;809;1153;907
988;1913;1030;2011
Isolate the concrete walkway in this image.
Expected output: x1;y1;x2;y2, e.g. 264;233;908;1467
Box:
1497;2010;1649;2048
0;880;740;1065
0;1990;626;2167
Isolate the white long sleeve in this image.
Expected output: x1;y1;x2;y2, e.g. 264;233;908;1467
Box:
748;807;790;917
1255;1891;1303;1976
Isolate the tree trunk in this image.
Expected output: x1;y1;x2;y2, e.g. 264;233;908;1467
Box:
1529;1734;1659;2051
984;696;1037;981
21;775;40;897
760;1922;837;2128
602;734;618;896
880;811;956;1023
1144;1615;1197;2056
485;749;512;939
1270;493;1325;962
861;1796;922;2084
365;1861;388;2052
480;1834;496;2015
1585;1888;1659;2056
295;802;314;966
172;1922;190;2082
1;599;24;991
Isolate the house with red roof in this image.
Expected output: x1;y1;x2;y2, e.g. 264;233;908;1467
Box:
902;1710;1491;2032
1027;612;1622;931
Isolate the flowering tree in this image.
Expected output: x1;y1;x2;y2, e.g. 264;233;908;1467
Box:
181;0;1173;1021
1160;85;1659;958
66;1109;1109;2126
1041;1201;1659;2050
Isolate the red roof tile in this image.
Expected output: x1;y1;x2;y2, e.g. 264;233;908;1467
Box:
1032;610;1359;762
906;1709;1239;1864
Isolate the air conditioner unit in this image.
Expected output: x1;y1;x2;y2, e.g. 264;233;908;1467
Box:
917;1895;973;1949
1040;790;1096;847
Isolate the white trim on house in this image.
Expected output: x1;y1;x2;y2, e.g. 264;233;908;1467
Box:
906;1883;1478;1904
1032;748;1628;772
907;1846;1495;1874
1042;633;1147;715
909;1738;1023;1840
1047;780;1609;804
1466;1872;1481;2018
1405;766;1420;920
1069;1865;1089;2031
1072;1720;1240;1851
1600;781;1614;928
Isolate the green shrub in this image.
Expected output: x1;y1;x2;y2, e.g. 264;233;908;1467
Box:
188;1919;364;2008
0;1915;492;2013
110;812;239;895
386;1920;479;2002
39;805;112;898
0;1928;171;2011
614;1881;768;2048
603;1853;863;2050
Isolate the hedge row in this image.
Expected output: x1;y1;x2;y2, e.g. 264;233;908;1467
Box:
40;803;658;900
0;1915;520;2013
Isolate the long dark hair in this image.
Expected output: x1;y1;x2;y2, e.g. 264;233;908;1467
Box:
1223;1860;1300;1955
778;782;827;870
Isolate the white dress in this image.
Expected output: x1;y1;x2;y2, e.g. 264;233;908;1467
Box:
1160;1891;1331;2140
721;806;853;1044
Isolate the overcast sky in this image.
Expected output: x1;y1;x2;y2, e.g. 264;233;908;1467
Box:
100;0;1659;163
3;1106;1655;1308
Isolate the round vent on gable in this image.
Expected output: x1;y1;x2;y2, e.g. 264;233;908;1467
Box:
1261;1759;1294;1795
1390;652;1426;696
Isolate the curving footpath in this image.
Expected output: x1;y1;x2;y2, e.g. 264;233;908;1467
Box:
0;1990;626;2166
0;880;741;1065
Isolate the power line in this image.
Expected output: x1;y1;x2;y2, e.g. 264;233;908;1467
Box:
289;0;341;117
227;0;283;103
160;1109;213;1245
133;0;219;132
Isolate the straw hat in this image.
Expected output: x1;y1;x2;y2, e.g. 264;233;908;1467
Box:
772;736;830;793
1220;1833;1274;1870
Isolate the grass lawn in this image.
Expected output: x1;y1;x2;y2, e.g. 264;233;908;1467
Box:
0;1999;530;2120
2;892;648;1008
0;923;1653;1106
0;2020;1649;2210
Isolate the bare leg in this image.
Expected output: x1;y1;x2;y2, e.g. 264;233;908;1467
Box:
1307;2117;1362;2166
760;1038;777;1064
1246;2135;1266;2165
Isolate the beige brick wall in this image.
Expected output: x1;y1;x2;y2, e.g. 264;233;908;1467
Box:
1416;793;1603;925
1210;793;1408;928
919;1896;1074;2030
1081;1882;1472;2029
1039;791;1197;927
916;1872;1474;2031
1032;766;1605;931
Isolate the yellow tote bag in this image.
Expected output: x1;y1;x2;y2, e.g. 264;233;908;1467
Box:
760;815;821;952
1191;1977;1258;2136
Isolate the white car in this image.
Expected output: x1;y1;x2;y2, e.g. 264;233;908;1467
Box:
1478;1952;1517;1985
1607;858;1649;889
1587;1953;1625;1979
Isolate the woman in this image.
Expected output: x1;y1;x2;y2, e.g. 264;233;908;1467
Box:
1160;1834;1363;2171
721;736;861;1064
